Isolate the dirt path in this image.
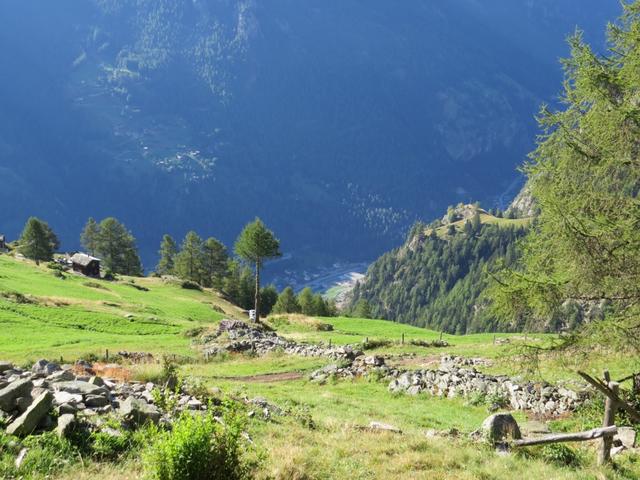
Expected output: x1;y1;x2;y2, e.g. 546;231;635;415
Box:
212;371;305;383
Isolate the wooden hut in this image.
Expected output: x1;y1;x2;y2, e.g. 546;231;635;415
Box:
70;253;101;277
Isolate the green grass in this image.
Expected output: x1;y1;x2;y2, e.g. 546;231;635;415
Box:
1;254;639;479
429;212;532;238
0;255;244;361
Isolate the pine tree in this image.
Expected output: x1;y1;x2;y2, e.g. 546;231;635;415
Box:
298;287;315;315
95;217;142;275
273;287;300;314
312;294;329;317
80;218;100;256
19;217;57;264
234;218;282;321
174;231;204;283
156;234;177;275
352;299;372;319
260;285;279;317
201;237;228;288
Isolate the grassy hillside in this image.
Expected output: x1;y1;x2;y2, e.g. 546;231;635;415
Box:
0;255;245;361
430;211;532;238
0;254;638;479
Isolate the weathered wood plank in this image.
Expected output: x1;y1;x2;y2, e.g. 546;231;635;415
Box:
511;426;618;447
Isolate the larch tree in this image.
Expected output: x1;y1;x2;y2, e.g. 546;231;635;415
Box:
234;218;281;321
157;234;178;276
175;231;204;283
19;217;58;264
491;2;640;352
80;218;100;256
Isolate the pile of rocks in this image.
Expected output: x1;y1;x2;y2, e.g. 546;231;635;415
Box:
388;367;587;416
440;355;492;369
202;320;363;361
0;359;206;439
310;355;397;383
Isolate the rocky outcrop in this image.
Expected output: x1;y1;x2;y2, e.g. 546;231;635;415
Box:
202;320;363;361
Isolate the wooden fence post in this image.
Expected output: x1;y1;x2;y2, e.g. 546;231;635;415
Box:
598;371;619;466
401;333;405;345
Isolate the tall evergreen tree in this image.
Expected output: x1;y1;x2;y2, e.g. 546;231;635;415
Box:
95;217;142;275
202;237;228;288
491;3;640;350
273;287;300;314
298;287;315;316
260;285;279;317
80;218;100;256
156;234;178;275
234;218;282;321
19;217;57;264
174;231;204;283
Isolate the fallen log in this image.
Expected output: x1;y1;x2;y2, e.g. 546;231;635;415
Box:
511;426;618;447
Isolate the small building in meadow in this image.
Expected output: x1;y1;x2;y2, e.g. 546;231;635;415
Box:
70;253;101;277
0;235;7;252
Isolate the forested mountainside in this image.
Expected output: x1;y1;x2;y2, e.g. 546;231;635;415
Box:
0;0;619;271
350;205;530;333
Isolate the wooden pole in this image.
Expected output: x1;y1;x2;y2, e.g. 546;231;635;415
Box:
401;333;405;345
578;371;640;423
598;380;619;466
512;426;618;448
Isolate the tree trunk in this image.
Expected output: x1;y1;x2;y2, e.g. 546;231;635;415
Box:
254;261;261;322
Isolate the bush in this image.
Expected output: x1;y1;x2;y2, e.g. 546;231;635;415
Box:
144;411;252;480
540;444;582;468
181;280;202;291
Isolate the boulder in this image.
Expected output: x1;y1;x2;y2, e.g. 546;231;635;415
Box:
32;359;61;377
15;397;33;413
0;379;33;412
54;381;109;397
85;395;110;408
56;414;76;438
481;413;522;445
53;391;83;406
6;391;53;436
89;376;105;387
119;397;161;426
369;421;402;434
0;361;13;373
47;370;75;383
615;427;636;449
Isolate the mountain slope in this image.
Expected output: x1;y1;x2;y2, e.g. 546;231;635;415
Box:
350;206;530;333
0;0;620;272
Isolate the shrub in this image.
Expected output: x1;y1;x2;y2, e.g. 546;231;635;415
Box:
540;444;582;468
144;411;252;480
181;280;202;291
103;269;116;281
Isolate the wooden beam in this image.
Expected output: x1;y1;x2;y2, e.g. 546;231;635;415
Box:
511;426;618;447
578;371;640;423
598;381;619;465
